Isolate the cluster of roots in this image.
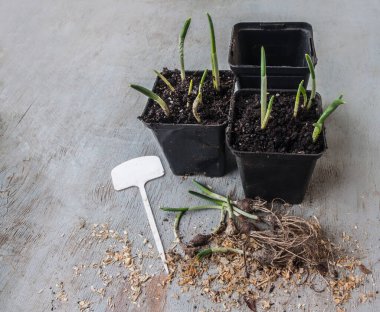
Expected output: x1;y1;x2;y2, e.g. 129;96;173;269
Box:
164;186;372;311
177;198;336;275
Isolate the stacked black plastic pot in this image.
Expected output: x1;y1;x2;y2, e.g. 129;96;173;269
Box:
140;21;324;204
228;23;317;89
226;22;324;204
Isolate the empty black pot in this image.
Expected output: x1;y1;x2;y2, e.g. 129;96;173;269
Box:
226;89;326;204
140;70;233;177
228;22;317;89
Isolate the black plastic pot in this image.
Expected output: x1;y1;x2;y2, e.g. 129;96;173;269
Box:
226;89;326;204
141;70;233;177
228;22;317;89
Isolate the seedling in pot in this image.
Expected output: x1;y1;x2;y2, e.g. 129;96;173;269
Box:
293;80;307;118
130;84;170;117
305;54;316;110
188;79;193;95
312;95;345;142
186;78;193;108
153;70;175;92
260;46;275;129
207;13;220;92
192;69;208;123
179;18;191;81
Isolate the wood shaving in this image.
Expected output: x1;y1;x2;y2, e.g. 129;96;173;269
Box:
90;285;105;297
261;299;272;310
359;291;376;303
107;296;115;309
78;300;91;311
55;281;68;302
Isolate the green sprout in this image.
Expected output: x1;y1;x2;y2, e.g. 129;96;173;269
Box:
293;80;307;118
179;18;191;81
191;179;227;201
186;78;194;108
188;79;193;96
260;46;275;129
312;95;345;142
130;84;170;117
262;96;274;129
206;13;220;91
153;70;175;92
305;54;316;110
192;69;208;123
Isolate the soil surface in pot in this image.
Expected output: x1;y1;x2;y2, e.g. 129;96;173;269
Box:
139;69;234;125
229;92;324;154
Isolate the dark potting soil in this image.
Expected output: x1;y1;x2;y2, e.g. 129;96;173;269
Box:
229;92;324;154
139;68;234;125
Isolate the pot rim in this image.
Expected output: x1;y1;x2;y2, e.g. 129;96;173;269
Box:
228;21;317;69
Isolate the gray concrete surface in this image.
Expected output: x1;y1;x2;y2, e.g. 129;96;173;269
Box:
0;0;379;311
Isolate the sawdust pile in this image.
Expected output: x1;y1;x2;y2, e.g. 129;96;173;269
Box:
69;223;156;311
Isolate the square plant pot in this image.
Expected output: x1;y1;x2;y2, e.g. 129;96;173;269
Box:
228;22;317;89
226;89;326;204
140;70;234;177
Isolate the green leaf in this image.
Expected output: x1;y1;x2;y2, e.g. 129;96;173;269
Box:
261;95;274;129
161;207;189;212
192;180;227;201
188;190;225;206
293;80;304;118
232;206;259;220
192;94;202;123
174;210;185;241
196;248;213;259
130;84;170;117
312;95;345;142
305;54;315;79
261;46;266;77
161;205;222;212
300;85;308;108
154;70;175;92
305;54;316;109
226;197;233;218
188;79;193;96
192;69;208;123
207;13;220;91
179;18;191;81
261;46;267;128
